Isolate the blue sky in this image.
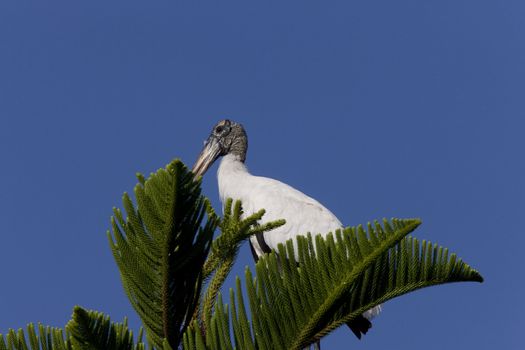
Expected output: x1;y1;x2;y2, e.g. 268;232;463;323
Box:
0;1;523;349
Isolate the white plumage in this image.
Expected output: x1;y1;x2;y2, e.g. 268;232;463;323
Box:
192;119;381;339
216;152;381;321
217;153;343;257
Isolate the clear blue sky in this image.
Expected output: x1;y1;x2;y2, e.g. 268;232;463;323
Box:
0;1;523;349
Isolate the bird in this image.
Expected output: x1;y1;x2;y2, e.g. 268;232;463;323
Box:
192;119;381;341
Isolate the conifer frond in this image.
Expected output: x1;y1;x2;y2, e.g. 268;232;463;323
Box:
198;199;284;332
0;307;149;350
1;160;483;350
0;323;71;350
203;199;285;280
183;218;483;350
108;160;217;349
66;306;144;350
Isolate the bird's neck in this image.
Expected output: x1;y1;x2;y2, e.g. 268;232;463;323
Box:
229;136;247;163
217;154;250;204
218;154;249;175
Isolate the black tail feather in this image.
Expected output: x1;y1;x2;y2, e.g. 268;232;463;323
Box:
347;316;372;340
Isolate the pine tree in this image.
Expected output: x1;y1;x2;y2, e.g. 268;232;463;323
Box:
0;160;483;350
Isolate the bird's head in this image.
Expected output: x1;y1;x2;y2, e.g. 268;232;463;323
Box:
192;119;248;176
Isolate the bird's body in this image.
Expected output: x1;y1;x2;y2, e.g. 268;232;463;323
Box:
193;119;380;341
217;153;342;257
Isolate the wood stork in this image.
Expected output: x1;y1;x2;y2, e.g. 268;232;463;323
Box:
193;119;380;340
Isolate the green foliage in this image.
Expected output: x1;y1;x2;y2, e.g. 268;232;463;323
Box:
203;199;285;280
0;323;70;350
67;307;141;350
198;199;285;332
0;307;145;350
0;159;483;350
183;219;482;350
108;160;218;349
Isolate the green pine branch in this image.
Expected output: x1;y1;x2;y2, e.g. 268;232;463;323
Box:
0;159;483;350
0;307;146;350
198;199;285;333
67;307;140;350
108;160;217;349
183;219;482;350
0;324;70;350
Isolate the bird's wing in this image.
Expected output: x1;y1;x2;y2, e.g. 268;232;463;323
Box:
239;175;343;255
219;170;383;327
245;176;383;325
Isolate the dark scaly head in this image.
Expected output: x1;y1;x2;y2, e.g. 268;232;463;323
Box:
192;119;248;177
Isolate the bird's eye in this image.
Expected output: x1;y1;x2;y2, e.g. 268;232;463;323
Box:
215;126;224;133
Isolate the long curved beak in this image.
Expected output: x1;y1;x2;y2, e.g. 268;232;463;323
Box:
192;136;222;177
